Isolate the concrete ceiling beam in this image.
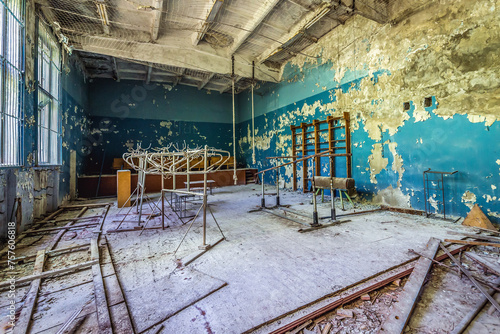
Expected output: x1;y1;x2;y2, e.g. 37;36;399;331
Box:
286;0;309;10
229;0;281;55
256;1;334;63
198;73;215;90
172;68;186;87
219;76;242;94
112;57;120;81
146;64;153;84
73;35;280;82
354;0;388;24
192;0;225;46
151;0;164;41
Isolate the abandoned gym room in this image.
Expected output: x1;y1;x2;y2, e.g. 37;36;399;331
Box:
1;0;500;333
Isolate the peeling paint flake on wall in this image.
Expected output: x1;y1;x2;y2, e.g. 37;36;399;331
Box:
367;143;388;184
461;190;477;209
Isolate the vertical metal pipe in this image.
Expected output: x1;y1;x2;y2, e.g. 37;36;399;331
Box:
276;169;280;207
261;174;265;208
312;181;318;226
251;61;256;165
423;171;427;217
202;146;208;246
232;56;237;185
331;186;336;221
161;190;165;230
442;174;445;219
187;157;190;192
172;155;176;190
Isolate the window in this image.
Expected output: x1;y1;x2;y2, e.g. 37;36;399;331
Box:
0;0;24;167
37;21;61;165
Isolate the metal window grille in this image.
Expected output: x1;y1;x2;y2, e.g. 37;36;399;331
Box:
0;0;25;167
37;21;61;165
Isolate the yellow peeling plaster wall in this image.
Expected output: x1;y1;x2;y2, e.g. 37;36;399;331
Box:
237;0;500;222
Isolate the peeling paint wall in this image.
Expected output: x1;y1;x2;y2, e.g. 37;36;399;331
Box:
0;0;90;241
84;79;234;175
237;0;500;223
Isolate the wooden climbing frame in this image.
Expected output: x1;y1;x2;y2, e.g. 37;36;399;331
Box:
290;112;352;192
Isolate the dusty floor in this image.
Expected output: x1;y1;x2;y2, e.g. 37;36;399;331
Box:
1;185;499;333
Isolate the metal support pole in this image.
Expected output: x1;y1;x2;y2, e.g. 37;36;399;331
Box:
161;191;165;230
312;181;319;226
423;170;428;217
339;190;344;210
172;155;176;190
232;56;238;185
276;169;280;207
201;146;208;248
187;158;190;192
251;61;256;165
330;186;336;221
261;174;266;208
442;174;446;219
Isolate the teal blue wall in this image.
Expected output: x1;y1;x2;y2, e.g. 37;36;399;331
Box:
84;80;234;175
237;61;500;224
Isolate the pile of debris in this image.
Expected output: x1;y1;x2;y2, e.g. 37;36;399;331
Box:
256;206;500;334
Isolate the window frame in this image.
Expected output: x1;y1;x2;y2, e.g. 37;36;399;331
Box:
0;0;25;168
36;20;62;167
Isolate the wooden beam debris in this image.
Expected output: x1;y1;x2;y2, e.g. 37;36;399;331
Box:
0;259;97;289
439;243;500;314
46;207;88;251
261;245;469;334
464;252;500;276
450;277;500;334
380;237;440;333
0;209;64;259
447;230;500;243
444;239;500;249
91;238;113;334
13;250;46;334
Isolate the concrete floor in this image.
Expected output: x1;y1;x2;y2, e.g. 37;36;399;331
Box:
1;185;499;333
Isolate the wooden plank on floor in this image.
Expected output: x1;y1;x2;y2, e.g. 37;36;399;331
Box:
62;203;113;209
0;209;64;259
444;239;500;248
95;205;111;233
464;252;500;276
0;260;97;289
450;277;500;334
440;243;500;314
13;250;46;334
46;208;88;251
91;238;113;334
1;243;90;265
26;222;99;234
102;238;135;333
262;245;469;334
447;231;500;243
379;237;440;334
